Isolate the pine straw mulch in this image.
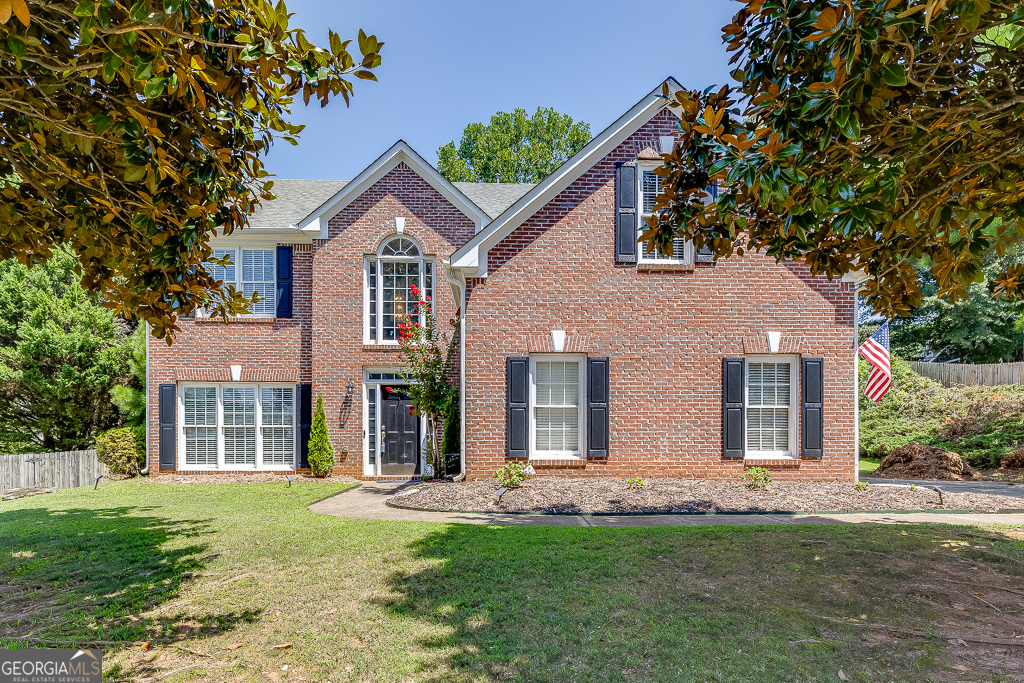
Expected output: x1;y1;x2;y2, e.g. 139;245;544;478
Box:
391;478;1024;514
145;473;358;485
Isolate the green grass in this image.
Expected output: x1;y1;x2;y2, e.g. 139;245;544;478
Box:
1;481;1023;682
859;457;881;475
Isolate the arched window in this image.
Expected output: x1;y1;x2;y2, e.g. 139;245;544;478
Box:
365;235;433;343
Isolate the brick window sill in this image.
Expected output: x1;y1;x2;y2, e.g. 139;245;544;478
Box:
637;262;695;272
362;344;403;352
194;316;277;325
529;458;587;469
744;456;801;468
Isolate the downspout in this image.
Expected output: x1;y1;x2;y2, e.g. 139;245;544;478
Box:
444;260;468;482
853;283;863;482
140;321;151;476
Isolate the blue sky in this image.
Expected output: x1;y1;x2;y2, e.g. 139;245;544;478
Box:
265;0;738;180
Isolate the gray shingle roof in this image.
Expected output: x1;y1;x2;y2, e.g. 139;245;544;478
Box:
247;178;535;226
454;182;536;219
248;179;348;227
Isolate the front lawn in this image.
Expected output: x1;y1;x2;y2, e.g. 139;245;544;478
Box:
1;481;1022;682
859;457;881;475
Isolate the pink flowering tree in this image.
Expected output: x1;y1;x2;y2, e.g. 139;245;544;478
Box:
397;284;459;477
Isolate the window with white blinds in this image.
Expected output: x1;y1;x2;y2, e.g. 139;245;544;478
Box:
638;168;691;264
201;248;275;316
223;388;256;465
746;360;796;454
533;360;583;455
261;387;295;466
179;384;296;469
184;387;218;466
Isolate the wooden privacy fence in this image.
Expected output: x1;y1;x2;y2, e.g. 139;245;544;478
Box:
0;450;110;494
910;361;1024;387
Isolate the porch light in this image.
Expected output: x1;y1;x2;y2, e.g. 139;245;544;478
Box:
346;380;355;395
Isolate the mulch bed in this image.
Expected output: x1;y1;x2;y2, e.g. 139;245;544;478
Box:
391;478;1024;513
146;473;358;485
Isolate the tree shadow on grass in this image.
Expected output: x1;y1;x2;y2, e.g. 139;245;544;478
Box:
383;522;1024;683
0;505;256;649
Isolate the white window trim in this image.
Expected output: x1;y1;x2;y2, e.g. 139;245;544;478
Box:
636;162;694;265
528;354;587;460
177;382;297;470
744;354;799;459
199;245;278;318
363;236;435;345
361;368;428;477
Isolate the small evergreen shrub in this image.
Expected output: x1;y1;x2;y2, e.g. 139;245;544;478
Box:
741;467;772;490
440;397;460;474
95;427;143;475
494;461;531;489
307;394;334;477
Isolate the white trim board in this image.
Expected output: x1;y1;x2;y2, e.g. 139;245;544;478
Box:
296;140;490;240
449;77;685;278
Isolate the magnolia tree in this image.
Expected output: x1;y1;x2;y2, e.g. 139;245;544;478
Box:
397;284;458;478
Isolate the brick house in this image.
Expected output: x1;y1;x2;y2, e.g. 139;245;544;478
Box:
146;78;863;481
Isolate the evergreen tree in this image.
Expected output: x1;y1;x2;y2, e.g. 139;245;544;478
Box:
307;394;334;477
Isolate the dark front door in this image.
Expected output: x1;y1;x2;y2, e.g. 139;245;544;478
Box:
382;395;419;475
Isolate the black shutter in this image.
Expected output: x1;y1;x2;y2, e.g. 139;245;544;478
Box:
802;357;824;458
587;357;609;458
297;383;312;468
722;358;745;458
506;357;529;459
276;245;293;318
158;383;176;469
615;163;638;263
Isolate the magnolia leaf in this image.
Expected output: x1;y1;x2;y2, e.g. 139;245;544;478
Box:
881;63;907;86
0;0;13;24
123;166;147;182
10;0;28;25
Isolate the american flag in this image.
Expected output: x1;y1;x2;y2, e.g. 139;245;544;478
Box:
859;321;892;402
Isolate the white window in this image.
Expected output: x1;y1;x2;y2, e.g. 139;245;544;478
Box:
637;165;693;264
365;236;434;344
202;248;276;316
745;356;798;457
178;384;296;469
529;355;586;459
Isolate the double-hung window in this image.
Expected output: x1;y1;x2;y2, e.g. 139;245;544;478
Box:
745;356;798;457
637;164;693;265
179;384;296;469
365;236;434;344
203;248;276;316
529;356;586;458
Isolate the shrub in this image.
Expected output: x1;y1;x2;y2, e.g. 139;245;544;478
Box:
95;427;143;476
494;462;531;489
440;397;460;475
626;476;646;490
855;481;869;491
307;394;334;477
740;467;772;490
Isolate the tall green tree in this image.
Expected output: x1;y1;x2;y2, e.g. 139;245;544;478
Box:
437;107;591;183
0;1;382;340
649;1;1024;319
0;246;134;452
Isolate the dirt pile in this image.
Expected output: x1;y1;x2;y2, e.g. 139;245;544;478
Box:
1002;450;1024;469
876;443;983;481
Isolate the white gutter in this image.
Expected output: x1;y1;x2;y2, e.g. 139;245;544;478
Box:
444;260;468;481
140;321;151;476
853;283;864;482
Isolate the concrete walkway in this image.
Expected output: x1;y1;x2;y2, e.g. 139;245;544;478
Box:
308;481;1024;527
863;476;1024;498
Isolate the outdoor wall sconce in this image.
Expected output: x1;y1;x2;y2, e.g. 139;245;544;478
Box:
230;364;242;381
551;330;566;352
765;331;781;353
395;216;405;234
346;380;355;395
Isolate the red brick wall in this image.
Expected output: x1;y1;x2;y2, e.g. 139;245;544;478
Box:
462;109;857;481
146;245;314;471
311;163;474;476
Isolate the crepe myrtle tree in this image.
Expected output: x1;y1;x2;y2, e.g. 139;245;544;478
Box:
396;284;459;478
0;0;382;341
647;0;1024;320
